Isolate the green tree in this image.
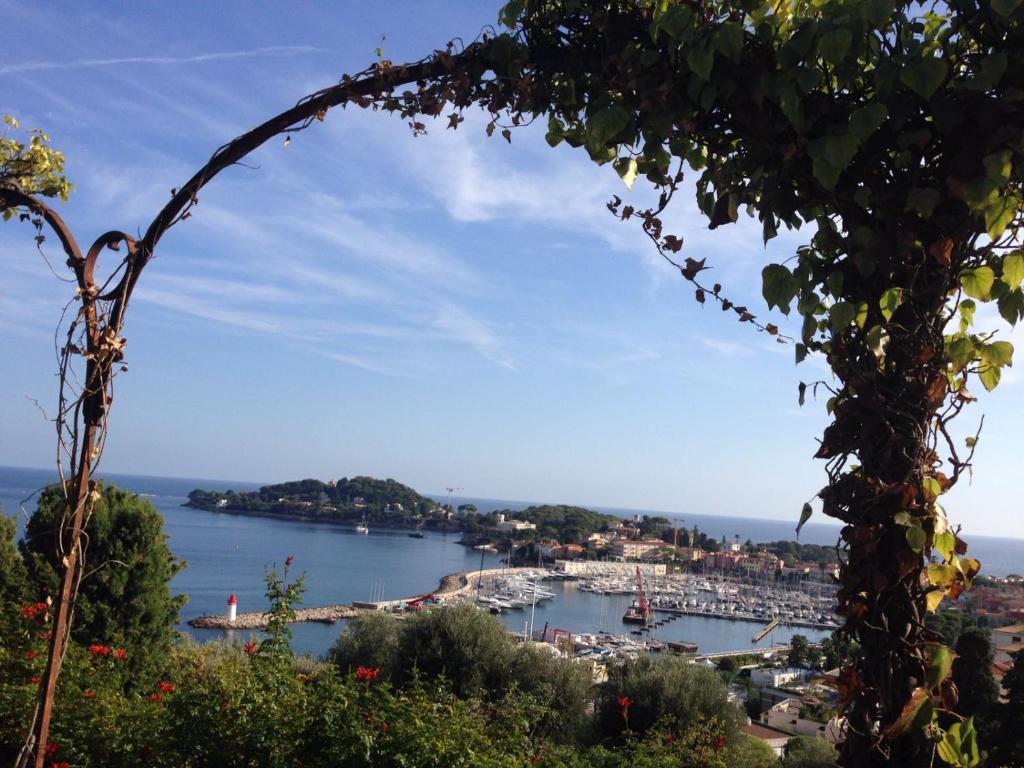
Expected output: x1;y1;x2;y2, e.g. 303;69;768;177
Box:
782;736;838;768
788;635;810;668
0;514;29;610
595;655;743;743
988;649;1024;768
330;611;403;678
391;603;515;699
20;483;185;684
952;628;999;723
727;734;783;768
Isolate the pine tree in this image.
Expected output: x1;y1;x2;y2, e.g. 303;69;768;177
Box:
20;483;185;685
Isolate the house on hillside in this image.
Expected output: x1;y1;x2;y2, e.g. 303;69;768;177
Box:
993;622;1024;665
743;723;792;758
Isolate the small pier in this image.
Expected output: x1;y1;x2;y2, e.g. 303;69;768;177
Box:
752;618;781;643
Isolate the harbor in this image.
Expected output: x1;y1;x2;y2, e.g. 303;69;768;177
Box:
189;560;838;660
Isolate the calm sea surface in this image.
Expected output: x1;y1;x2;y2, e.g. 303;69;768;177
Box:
3;465;1021;657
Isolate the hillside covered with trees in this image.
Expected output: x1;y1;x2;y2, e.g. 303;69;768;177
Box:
186;476;438;525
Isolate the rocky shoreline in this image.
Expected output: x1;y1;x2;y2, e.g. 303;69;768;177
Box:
183;502;462;533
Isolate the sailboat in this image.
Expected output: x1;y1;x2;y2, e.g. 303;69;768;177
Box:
354;512;369;534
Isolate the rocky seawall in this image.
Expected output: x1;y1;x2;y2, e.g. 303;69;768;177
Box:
189;604;361;630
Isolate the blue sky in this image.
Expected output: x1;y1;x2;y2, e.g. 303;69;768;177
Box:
1;1;1021;538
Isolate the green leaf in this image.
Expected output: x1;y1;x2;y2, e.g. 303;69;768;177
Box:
979;363;1002;391
613;157;639;189
960;299;977;327
960;267;995;300
947;337;976;372
1004;252;1024;288
938;728;963;767
796;503;813;536
828;301;856;329
982;340;1014;367
762;264;797;314
687;37;715;81
935;531;956;562
906;525;927;552
879;287;904;321
900;57;948;99
992;0;1024;14
998;288;1024;325
984;150;1013;184
927;645;955;689
848;104;887;143
713;21;744;63
497;0;524;28
922;476;942;500
985;196;1017;239
960;718;981;767
907;188;941;218
587;105;631;146
819;28;852;66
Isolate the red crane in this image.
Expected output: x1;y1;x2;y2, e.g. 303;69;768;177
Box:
635;566;650;615
623;566;653;624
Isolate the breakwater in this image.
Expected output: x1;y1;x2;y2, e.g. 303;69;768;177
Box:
187;566;534;629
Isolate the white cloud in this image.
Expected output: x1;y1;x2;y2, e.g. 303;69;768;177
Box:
0;46;328;77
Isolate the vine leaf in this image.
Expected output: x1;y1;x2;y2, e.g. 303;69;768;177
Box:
899;57;948;99
796;502;813;536
884;687;931;737
960;267;995;300
926;645;955;689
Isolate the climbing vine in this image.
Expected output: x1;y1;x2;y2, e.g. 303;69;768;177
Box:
3;1;1024;766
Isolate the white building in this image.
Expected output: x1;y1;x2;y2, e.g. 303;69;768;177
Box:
494;513;537;533
751;667;804;689
761;698;846;744
555;560;666;576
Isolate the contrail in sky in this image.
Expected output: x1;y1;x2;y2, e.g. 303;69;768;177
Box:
0;45;326;76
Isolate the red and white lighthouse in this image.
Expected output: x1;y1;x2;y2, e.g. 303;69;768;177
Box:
227;594;238;623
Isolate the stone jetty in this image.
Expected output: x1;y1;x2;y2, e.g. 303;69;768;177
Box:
189;604;360;630
187;566;535;630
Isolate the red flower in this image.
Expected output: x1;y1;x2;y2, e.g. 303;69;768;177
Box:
157;681;176;693
381;721;389;733
25;650;40;661
148;693;162;703
30;676;41;686
44;742;59;757
113;648;128;661
88;644;110;657
355;666;381;682
243;639;259;656
285;555;294;568
715;735;728;750
83;690;96;699
20;602;46;620
617;695;633;711
51;762;71;768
